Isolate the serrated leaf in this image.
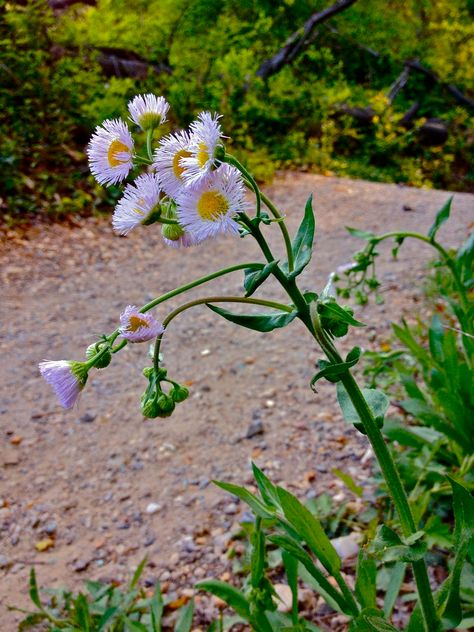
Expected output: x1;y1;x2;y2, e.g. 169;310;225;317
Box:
244;261;279;297
277;487;341;575
428;197;452;240
175;598;194;632
213;480;275;519
207;304;297;332
196;581;250;619
318;301;365;327
285;195;315;279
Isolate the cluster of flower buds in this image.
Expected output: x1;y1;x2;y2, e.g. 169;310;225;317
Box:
141;367;189;419
87;94;247;246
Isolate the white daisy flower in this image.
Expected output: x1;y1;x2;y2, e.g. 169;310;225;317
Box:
161;222;198;249
128;94;170;131
39;360;88;409
119;305;164;343
177;164;246;242
153;130;192;199
180;112;224;186
87;118;134;186
112;173;162;235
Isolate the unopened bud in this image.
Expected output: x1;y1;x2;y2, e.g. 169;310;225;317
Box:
86;343;112;369
142;398;159;419
156;394;175;417
170;384;189;403
162;222;185;242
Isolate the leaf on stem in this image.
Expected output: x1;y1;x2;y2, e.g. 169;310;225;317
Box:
311;347;361;389
175;598;194;632
346;227;376;241
207;304;297;332
213;480;275;519
196;581;251;620
355;550;377;610
369;525;427;563
427;197;452;240
336;383;389;433
244;261;279;297
283;195;315;279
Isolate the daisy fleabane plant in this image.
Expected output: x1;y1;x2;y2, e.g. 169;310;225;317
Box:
177;164;247;242
153;130;193;198
87;118;134;186
118;305;165;343
128;94;170;131
180;111;224;186
39;360;89;409
112;173;162;235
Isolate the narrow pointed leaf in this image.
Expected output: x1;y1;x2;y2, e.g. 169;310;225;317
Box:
213;480;275;519
318;302;365;327
207;304;297;332
428;198;452;239
196;581;250;619
244;261;279;296
355;550;377;609
175;598;194;632
277;486;341;575
252;463;281;509
382;563;405;618
285;195;315;278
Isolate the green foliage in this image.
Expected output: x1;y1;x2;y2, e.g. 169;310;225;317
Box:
2;0;474;223
13;560;193;631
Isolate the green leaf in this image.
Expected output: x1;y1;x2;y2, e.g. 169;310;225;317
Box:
286;195;315;279
382;563;405;618
332;469;363;497
129;558;147;590
282;551;298;624
97;608;119;630
28;568;43;611
124;620;149;632
311;347;361;389
346;227;376;240
196;581;250;619
268;535;349;614
18;613;49;631
355;550;377;610
277;486;341;575
175;598;194;632
207;304;297;333
440;478;474;628
213;480;275;519
250;522;266;588
337;383;389;429
244;261;279;297
74;593;91;632
150;581;164;632
428;197;452;240
252;463;281;509
318;301;365;327
370;526;427;563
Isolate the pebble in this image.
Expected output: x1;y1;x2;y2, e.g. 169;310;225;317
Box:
331;532;361;560
80;413;96;423
73;559;90;572
44;520;58;535
146;502;162;515
274;583;293;613
0;555;10;569
246;419;264;439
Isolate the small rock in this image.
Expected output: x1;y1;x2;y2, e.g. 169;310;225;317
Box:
73;559;90;572
80;413;96;423
0;555;10;569
200;349;211;356
144;533;156;547
274;583;293;613
146;502;162;515
44;520;57;535
331;532;361;560
224;503;238;515
246;419;264;439
10;436;23;446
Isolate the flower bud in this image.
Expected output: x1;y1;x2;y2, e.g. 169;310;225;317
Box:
142;366;168;380
142;398;160;418
156;394;175;417
170;384;189;403
86;343;112;369
162;222;185;242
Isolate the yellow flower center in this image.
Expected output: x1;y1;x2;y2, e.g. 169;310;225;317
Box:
107;139;130;167
197;190;229;222
197;142;210;168
172;149;192;179
127;315;149;332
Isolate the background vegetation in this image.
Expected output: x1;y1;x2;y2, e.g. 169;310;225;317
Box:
1;0;473;224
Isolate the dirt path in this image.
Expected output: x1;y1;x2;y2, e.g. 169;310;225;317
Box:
1;173;473;629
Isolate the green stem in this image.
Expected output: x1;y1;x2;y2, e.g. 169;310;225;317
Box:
260;191;295;274
311;312;440;632
373;231;469;316
146;129;154;162
224;153;261;218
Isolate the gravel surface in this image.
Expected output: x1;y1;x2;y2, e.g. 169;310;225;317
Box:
1;173;473;629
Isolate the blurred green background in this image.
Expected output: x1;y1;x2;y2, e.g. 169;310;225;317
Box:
1;0;473;225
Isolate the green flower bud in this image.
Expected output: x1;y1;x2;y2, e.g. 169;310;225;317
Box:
142;366;168;380
162;222;185;242
86;343;112;369
170;384;189;403
142;398;160;418
156;394;175;417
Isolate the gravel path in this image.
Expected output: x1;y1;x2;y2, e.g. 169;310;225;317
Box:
1;173;473;629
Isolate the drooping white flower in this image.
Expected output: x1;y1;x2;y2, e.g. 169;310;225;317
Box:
128;94;170;131
119;306;164;343
87;118;134;186
153;130;193;199
176;164;246;242
180;112;224;186
112;173;162;235
39;360;88;409
161;221;198;249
